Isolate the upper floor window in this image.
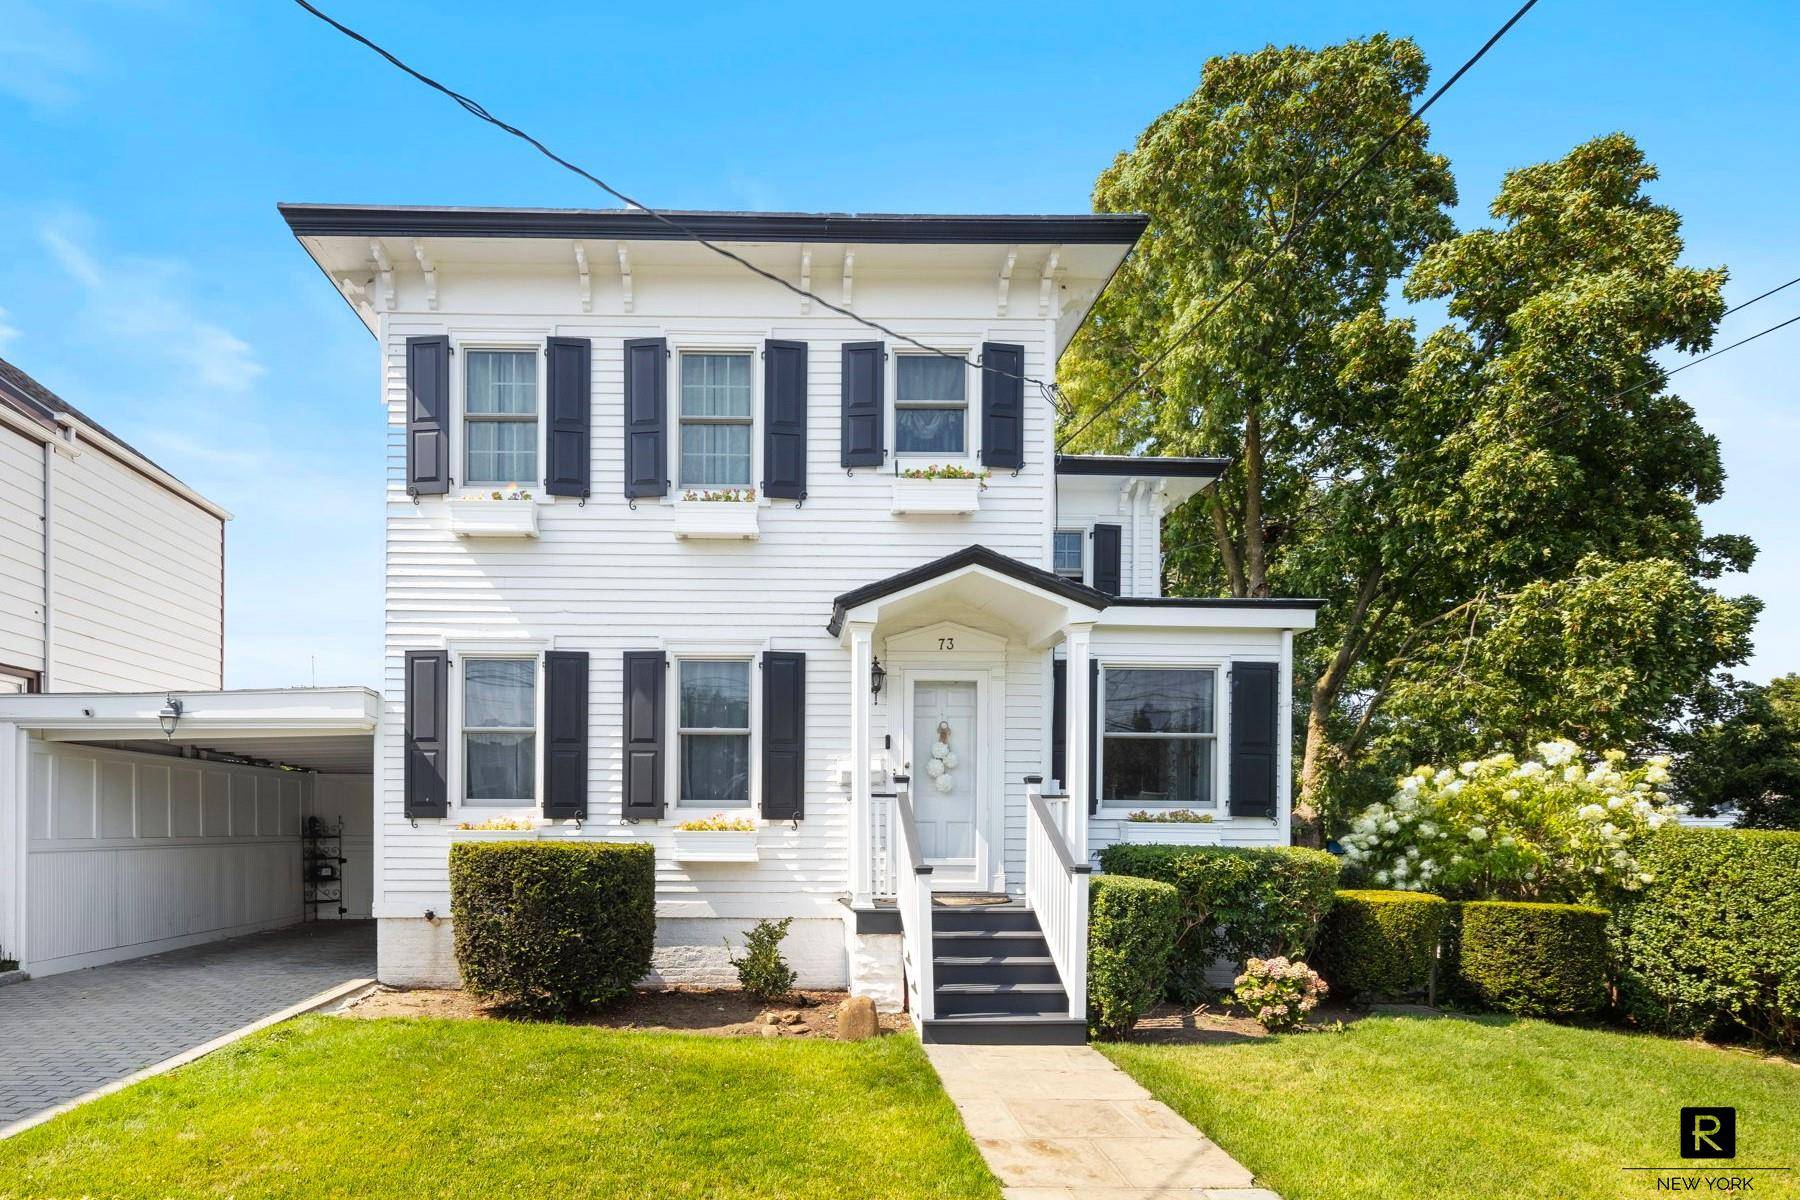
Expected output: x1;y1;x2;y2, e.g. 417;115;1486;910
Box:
1053;529;1085;580
679;353;753;488
465;350;538;485
1100;667;1216;808
464;657;536;805
677;658;751;808
895;355;966;456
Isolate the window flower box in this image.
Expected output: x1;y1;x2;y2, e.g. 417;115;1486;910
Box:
1120;815;1222;845
449;825;542;842
889;475;982;515
448;496;539;539
669;826;760;863
672;494;760;540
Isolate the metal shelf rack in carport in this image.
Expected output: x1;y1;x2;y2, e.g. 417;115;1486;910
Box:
303;815;348;919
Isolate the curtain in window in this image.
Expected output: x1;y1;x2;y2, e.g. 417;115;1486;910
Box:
466;421;537;485
896;408;965;454
467;351;537;414
679;660;750;806
897;356;963;403
465;659;535;801
680;424;752;486
680;354;752;417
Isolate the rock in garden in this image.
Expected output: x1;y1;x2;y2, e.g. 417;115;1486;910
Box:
778;1010;803;1025
759;1023;781;1037
837;995;879;1041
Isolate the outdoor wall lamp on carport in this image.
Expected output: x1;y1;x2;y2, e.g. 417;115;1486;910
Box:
158;696;184;738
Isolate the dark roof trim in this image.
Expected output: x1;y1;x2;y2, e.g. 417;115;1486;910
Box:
277;204;1151;246
1055;454;1231;479
828;545;1110;636
1107;597;1330;611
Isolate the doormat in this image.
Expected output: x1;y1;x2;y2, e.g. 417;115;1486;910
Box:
932;893;1013;907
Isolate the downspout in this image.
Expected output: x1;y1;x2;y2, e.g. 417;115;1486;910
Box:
41;441;54;690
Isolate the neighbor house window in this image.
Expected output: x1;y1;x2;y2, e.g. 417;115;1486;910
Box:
677;658;751;808
463;657;536;805
1053;529;1085;580
679;352;753;488
465;350;538;485
1101;667;1216;807
895;355;966;455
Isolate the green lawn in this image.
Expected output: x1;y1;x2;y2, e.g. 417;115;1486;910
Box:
1102;1015;1800;1200
0;1017;999;1200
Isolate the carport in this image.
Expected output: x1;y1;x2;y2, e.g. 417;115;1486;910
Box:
0;688;378;977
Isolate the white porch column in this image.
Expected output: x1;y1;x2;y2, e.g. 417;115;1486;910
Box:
848;622;875;907
1064;621;1094;858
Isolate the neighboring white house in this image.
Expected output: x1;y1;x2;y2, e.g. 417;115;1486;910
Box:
277;204;1322;1043
0;359;377;977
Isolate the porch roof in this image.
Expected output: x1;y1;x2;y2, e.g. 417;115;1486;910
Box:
827;545;1108;639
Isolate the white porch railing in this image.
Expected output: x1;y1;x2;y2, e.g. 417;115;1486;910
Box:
869;788;897;900
1025;775;1090;1021
892;776;935;1023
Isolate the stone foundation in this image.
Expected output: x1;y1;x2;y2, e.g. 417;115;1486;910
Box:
846;928;905;1012
378;916;460;988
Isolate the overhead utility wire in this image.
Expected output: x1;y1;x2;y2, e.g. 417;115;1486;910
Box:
290;0;1058;407
1055;0;1542;451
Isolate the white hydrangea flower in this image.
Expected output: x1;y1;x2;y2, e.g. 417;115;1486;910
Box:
1460;761;1480;777
1468;826;1488;842
1382;819;1400;834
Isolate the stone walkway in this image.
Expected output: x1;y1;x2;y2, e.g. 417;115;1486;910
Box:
926;1043;1277;1200
0;921;374;1127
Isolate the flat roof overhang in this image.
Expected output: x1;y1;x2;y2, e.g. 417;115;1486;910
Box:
0;687;380;774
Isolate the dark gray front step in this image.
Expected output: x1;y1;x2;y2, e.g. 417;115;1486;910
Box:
933;954;1061;985
932;907;1042;933
932;929;1051;959
921;1016;1089;1045
934;981;1069;1017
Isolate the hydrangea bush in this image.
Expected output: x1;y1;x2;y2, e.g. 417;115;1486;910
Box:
1339;740;1686;903
1232;956;1327;1032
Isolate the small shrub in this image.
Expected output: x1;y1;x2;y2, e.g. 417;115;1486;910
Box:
1087;874;1180;1039
1313;889;1449;1002
728;917;797;1001
1453;900;1608;1017
1096;844;1339;1001
1233;956;1327;1031
449;840;655;1017
1611;827;1800;1047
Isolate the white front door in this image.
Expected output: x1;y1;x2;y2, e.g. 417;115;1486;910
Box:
910;679;981;887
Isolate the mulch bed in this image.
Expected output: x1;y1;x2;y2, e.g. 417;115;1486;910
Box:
1123;999;1373;1043
340;985;908;1039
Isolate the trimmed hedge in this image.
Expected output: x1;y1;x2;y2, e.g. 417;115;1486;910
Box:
1454;900;1608;1017
1313;889;1449;1002
449;840;655;1016
1087;874;1180;1039
1611;827;1800;1047
1095;844;1339;1002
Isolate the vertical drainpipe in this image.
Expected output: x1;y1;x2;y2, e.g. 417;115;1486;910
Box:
41;440;54;690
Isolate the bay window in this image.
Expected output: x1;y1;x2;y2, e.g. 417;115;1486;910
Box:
677;658;751;808
463;657;537;805
1100;667;1216;807
679;352;754;488
464;350;538;485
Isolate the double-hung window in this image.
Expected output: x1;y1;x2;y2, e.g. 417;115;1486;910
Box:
895;355;967;456
464;350;538;486
1053;529;1085;581
679;352;753;488
463;657;537;805
677;659;751;808
1100;667;1217;807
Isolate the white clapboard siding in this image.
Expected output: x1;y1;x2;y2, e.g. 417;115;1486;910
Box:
1053;477;1164;597
48;440;223;692
24;741;305;973
0;424;47;674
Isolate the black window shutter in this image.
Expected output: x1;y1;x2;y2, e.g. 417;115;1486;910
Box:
762;340;808;500
622;650;666;818
543;651;589;819
1050;659;1068;787
1229;661;1280;819
980;342;1025;470
1093;524;1123;596
840;342;885;467
623;338;667;498
405;336;450;496
1088;659;1100;814
545;337;591;498
761;651;806;820
403;649;448;818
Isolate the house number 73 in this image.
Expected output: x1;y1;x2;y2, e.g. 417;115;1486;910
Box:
938;637;955;651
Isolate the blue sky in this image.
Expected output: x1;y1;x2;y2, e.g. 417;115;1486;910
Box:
1;0;1794;688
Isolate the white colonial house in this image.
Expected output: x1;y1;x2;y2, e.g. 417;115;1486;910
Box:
272;203;1320;1042
0;359;377;978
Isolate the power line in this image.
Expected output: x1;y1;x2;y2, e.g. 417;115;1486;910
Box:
1598;309;1800;406
1056;0;1542;451
288;0;1054;403
1723;272;1800;318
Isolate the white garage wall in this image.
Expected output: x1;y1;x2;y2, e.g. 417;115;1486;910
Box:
23;741;307;974
308;774;373;919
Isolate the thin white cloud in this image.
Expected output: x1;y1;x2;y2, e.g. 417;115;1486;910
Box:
0;306;20;349
0;1;96;109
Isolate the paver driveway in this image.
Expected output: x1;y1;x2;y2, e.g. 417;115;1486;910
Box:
0;921;374;1127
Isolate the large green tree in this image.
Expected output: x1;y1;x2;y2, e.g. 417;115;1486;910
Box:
1063;41;1758;843
1663;674;1800;829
